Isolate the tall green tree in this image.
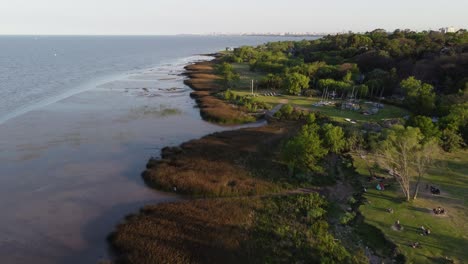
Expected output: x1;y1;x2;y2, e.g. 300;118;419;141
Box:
215;62;240;88
262;74;283;90
282;124;328;175
408;115;441;141
321;124;346;153
376;125;439;201
283;73;310;95
400;77;436;115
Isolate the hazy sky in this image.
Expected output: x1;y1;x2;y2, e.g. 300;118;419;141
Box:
1;0;467;35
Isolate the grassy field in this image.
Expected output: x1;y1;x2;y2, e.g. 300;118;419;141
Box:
230;62;409;122
232;90;409;122
353;150;468;264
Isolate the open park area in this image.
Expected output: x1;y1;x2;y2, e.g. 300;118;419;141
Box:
353;150;468;263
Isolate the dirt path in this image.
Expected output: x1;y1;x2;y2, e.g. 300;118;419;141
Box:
265;104;284;119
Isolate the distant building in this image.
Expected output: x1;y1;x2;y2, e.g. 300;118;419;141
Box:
440;27;456;34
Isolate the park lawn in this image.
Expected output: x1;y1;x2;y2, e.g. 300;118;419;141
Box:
308;104;410;122
231;62;410;122
232;91;318;107
231;90;409;123
354;150;468;264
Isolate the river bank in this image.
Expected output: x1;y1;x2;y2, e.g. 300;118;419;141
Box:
108;57;374;263
0;56;232;264
184;57;258;124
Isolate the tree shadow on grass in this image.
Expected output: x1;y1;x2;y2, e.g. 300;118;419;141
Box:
407;205;432;214
365;191;405;204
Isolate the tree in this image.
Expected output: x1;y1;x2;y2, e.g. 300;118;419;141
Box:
408;115;441;141
413;139;439;199
262;74;283;90
283;73;310;95
440;103;468;145
215;62;240;88
282;124;328;176
356;84;369;99
400;77;436;115
321;124;346;153
376;126;438;201
441;128;463;152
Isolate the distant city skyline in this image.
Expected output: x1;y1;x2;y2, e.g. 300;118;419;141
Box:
0;0;467;35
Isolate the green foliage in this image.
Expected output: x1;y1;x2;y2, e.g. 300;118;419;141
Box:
441;128;463;152
400;77;436;115
364;68;398;97
215;62;240;88
321;123;346;153
260;73;283;90
344;127;366;151
317;78;353;94
306;112;316;124
440;103;468;145
340;212;357;225
273;104;308;121
376;125;440;201
282;72;310;95
408;115;441;141
251;194;365;264
274;104;294;118
220;90;270;112
282;124;328;175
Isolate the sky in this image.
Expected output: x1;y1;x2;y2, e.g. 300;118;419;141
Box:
0;0;467;35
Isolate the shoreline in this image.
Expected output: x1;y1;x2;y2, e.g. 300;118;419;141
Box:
0;54;231;264
107;55;367;263
183;56;260;124
107;56;300;262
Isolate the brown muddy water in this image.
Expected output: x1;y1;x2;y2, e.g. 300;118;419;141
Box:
0;56;264;264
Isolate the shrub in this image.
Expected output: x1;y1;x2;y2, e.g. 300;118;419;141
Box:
340;212;357;225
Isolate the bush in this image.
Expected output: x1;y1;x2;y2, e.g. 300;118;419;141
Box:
441;128;463;152
340;212;357;225
274;104;308;120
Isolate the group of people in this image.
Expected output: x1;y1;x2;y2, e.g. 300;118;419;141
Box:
433;207;446;215
411;226;432;249
411;242;421;249
420;226;431;236
429;185;441;195
394;220;403;231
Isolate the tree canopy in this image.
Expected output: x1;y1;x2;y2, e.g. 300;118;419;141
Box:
376;125;439;201
283;72;310;95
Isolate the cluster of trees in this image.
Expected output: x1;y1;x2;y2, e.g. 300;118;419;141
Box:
220;89;271;112
224;29;467;149
227;29;468;98
251;193;367;263
400;77;436;114
280;107;346;177
215;62;240;88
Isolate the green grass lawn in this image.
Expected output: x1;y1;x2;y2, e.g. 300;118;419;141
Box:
232;90;409;122
231;62;410;122
354;150;468;264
